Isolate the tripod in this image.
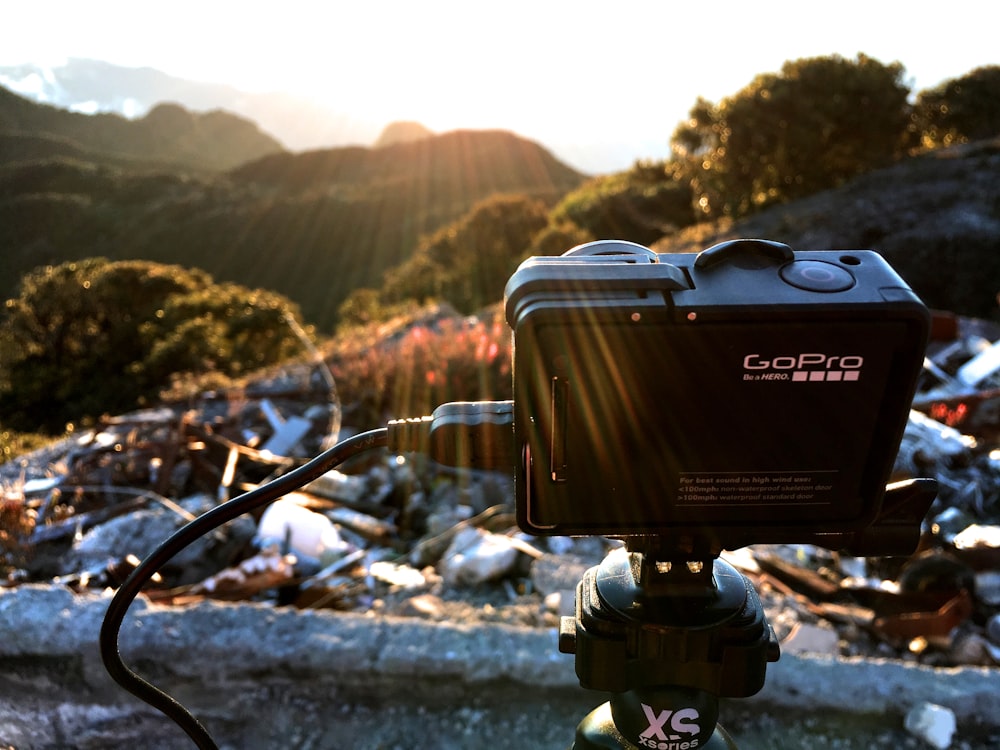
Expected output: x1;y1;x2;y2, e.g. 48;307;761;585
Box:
559;538;780;749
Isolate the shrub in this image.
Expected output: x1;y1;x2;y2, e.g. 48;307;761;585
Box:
329;306;512;429
0;258;306;433
913;66;1000;148
380;194;550;314
671;54;911;218
550;162;696;244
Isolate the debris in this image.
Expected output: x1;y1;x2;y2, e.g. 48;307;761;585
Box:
438;526;523;587
190;549;297;600
982;573;1000;607
987;613;1000;645
781;622;840;656
904;702;957;750
872;590;974;644
3;311;1000;671
956;338;1000;390
303;469;371;505
369;561;427;589
256;496;348;565
326;506;398;545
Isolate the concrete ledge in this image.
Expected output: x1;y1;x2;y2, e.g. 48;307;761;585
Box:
2;584;999;747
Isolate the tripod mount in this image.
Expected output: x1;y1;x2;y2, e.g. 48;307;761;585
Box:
559;538;780;749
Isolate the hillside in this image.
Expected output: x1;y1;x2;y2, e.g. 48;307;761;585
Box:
653;137;1000;320
0;85;284;172
0;98;586;329
0;58;385;159
230;129;583;196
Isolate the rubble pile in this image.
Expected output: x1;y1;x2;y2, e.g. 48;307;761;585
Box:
2;316;1000;673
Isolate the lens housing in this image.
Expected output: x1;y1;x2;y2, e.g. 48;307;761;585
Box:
780;260;855;292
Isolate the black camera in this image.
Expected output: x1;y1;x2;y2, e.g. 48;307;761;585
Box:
504;239;930;552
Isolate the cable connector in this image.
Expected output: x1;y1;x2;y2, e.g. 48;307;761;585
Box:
388;400;515;472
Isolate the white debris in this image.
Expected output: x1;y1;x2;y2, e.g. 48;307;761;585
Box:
256;496;347;564
957;338;1000;389
904;702;956;750
902;409;977;460
369;561;427;589
952;524;1000;551
302;469;370;504
438;526;520;586
261;416;313;457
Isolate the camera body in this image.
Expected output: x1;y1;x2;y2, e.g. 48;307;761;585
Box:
504;239;930;551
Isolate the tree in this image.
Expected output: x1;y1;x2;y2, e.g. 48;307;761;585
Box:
525;221;594;258
381;194;550;314
0;258;304;433
671;54;911;218
913;66;1000;148
549;161;695;245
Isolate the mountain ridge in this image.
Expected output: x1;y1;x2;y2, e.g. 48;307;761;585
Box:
0;84;284;171
0;91;586;329
0;59;628;173
0;58;412;165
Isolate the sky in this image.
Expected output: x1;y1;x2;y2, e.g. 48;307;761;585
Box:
3;0;998;170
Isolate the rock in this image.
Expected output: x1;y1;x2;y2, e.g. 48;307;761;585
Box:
66;494;254;585
904;702;956;749
781;622;841;656
976;571;1000;606
256;496;348;565
398;593;446;618
438;526;520;586
987;613;1000;645
302;468;370;504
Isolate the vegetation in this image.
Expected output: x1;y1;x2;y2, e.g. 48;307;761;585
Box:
671;54;911;218
378;194;550;315
330;306;511;428
0;121;584;332
0;259;306;433
3;54;1000;450
912;65;1000;148
0;86;283;172
550;161;696;244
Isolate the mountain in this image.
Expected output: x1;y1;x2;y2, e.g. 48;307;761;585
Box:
0;59;635;173
0;85;283;171
230;128;582;197
0;58;390;156
375;121;434;148
0;96;586;329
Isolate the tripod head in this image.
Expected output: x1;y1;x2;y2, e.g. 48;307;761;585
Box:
559;538;779;749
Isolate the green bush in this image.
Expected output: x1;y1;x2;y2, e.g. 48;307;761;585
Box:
913;66;1000;148
0;258;305;433
671;54;911;218
381;194;550;314
550;161;695;244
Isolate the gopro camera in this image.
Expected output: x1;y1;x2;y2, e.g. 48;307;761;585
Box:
504;239;930;551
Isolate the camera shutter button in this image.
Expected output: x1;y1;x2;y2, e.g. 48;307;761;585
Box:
779;260;855;292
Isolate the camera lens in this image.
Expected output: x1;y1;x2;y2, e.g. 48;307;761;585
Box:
779;260;855;292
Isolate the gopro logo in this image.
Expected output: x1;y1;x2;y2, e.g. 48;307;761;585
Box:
743;353;863;382
638;704;702;749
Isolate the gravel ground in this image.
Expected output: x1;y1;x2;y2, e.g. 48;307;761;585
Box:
5;683;1000;750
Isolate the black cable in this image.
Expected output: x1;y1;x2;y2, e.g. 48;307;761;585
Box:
99;427;389;750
